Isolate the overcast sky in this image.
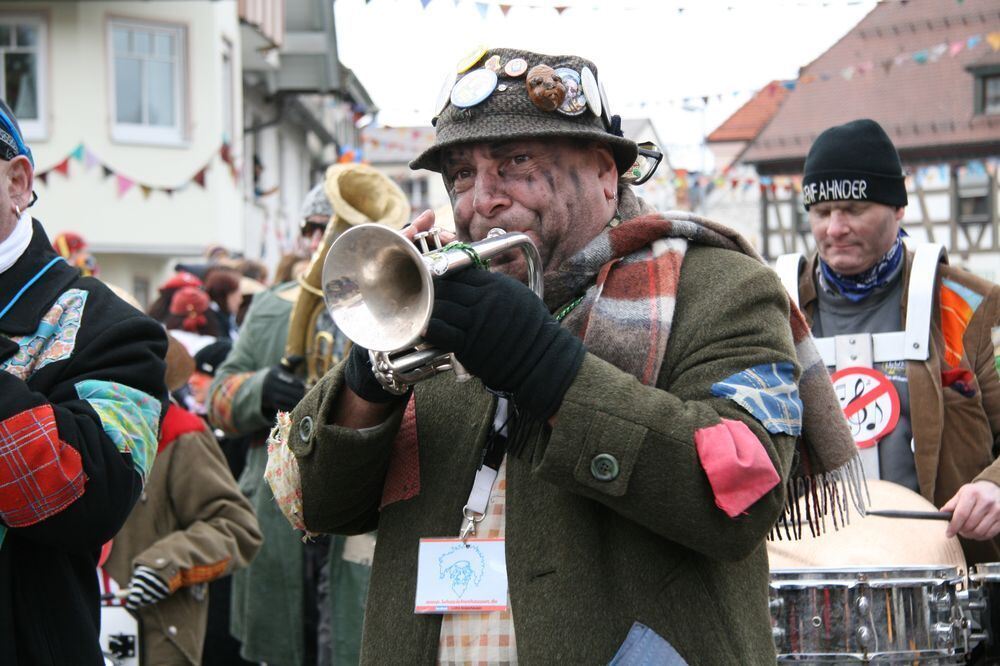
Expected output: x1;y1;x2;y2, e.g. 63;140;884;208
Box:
334;0;877;170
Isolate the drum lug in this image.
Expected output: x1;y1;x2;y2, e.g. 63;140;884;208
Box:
772;626;786;642
769;597;784;613
934;622;956;647
855;595;870;614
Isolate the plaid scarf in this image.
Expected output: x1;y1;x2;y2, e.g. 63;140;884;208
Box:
548;200;866;538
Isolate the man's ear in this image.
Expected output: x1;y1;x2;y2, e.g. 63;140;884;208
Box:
6;155;33;211
592;144;617;180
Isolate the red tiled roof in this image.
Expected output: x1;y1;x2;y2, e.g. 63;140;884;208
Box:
706;81;789;143
742;0;1000;172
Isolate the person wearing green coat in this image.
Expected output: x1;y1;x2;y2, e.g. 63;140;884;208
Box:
268;47;860;665
207;189;363;666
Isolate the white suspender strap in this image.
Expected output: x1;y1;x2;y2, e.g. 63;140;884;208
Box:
774;253;805;308
903;243;945;362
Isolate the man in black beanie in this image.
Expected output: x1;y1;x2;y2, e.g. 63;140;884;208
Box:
779;118;1000;565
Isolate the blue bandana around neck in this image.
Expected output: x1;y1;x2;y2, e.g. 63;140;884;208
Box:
819;230;905;303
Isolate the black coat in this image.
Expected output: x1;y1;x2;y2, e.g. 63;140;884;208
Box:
0;220;168;664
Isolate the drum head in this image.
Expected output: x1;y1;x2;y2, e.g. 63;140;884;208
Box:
767;479;966;572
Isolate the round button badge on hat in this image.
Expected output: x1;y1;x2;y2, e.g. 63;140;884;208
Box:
554;67;587;116
484;54;502;73
456;44;489;73
434;70;458;115
503;57;528;77
581;66;601;118
598;80;612;126
450;69;498;108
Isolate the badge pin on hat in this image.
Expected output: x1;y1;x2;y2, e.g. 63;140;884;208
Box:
450;68;498;108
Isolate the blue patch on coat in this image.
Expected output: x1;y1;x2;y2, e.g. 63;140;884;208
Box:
609;622;688;665
710;362;802;436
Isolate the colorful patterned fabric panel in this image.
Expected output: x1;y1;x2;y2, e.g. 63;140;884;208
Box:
210;372;252;434
710;362;802;436
940;278;984;368
0;404;86;528
0;289;87;381
75;379;161;483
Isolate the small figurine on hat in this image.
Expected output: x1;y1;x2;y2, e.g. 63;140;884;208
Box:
526;64;566;112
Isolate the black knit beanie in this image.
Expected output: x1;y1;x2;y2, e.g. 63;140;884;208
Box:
802;119;907;210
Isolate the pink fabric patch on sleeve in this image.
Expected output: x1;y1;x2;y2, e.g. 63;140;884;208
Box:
694;418;780;518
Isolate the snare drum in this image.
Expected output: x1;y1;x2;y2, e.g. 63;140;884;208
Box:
770;566;968;663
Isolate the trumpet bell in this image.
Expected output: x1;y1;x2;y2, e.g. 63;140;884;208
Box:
321;224;433;353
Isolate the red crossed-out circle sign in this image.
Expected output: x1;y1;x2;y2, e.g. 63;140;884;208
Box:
829;366;901;449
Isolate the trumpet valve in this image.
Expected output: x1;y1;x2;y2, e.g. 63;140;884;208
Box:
413;228;444;253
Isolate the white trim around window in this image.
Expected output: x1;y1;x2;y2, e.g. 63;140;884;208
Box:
0;13;48;141
107;17;187;146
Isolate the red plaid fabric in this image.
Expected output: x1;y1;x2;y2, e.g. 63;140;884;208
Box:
0;404;86;527
381;395;420;509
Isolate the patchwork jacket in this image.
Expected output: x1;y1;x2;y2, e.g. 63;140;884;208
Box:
286;244;799;664
796;250;1000;565
0;220;168;665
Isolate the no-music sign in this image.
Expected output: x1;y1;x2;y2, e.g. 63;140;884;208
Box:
830;366;901;449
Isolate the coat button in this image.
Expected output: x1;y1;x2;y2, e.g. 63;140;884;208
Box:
154;558;167;567
590;454;619;481
168;625;178;636
299;416;313;441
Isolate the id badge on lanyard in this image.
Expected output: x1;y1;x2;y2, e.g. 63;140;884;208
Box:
414;399;510;614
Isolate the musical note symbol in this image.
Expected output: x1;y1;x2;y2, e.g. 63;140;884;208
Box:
846;378;868;436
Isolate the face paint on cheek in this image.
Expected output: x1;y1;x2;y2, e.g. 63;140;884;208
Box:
541;169;557;194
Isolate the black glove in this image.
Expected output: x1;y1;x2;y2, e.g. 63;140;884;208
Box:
424;269;585;420
261;357;307;415
343;343;405;403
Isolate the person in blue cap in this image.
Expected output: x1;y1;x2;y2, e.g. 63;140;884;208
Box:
0;98;169;664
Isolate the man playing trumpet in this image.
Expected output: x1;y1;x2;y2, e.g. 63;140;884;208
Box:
269;47;856;664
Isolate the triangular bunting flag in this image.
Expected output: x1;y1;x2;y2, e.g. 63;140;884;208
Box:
36;171;48;186
499;4;511;15
988;32;1000;52
420;0;432;8
880;59;893;73
912;50;929;64
54;158;70;176
949;40;965;57
139;185;153;199
102;166;114;179
193;168;207;188
220;142;232;165
84;150;99;170
475;2;488;18
69;144;85;162
164;188;174;197
555;6;568;14
116;175;134;198
967;35;982;50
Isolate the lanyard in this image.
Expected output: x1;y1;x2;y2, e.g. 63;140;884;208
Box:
0;256;64;323
459;397;510;543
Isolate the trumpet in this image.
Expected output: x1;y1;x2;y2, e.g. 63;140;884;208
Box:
321;224;543;394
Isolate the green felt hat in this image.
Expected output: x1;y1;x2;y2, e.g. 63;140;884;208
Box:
410;47;638;176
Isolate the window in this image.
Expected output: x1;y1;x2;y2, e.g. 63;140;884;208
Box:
109;19;186;145
984;75;1000;115
0;15;47;139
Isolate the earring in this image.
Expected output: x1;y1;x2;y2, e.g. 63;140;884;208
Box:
14;204;21;217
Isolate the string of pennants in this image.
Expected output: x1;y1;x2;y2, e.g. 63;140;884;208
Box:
367;0;941;15
33;141;241;199
619;30;1000;112
660;158;1000;195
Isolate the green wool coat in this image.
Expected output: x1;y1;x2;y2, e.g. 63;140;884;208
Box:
289;245;799;665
